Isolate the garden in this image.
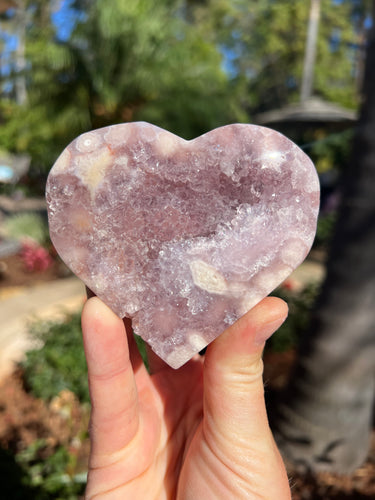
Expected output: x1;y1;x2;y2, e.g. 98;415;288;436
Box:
1;0;375;498
0;208;374;499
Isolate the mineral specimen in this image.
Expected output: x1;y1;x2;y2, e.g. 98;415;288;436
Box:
46;122;320;368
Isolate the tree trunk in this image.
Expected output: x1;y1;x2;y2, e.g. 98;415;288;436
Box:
271;11;375;474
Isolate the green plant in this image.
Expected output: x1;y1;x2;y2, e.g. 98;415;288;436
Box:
15;439;86;500
315;211;337;249
3;212;50;246
268;282;320;352
21;310;152;406
21;312;89;403
17;312;92;499
134;334;148;370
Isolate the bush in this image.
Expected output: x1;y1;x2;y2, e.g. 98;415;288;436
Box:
15;439;86;500
21;312;89;403
3;212;50;246
21;310;149;404
315;211;337;249
15;313;90;499
268;282;320;352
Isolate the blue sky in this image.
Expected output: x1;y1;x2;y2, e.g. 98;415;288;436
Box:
0;0;80;79
0;0;80;50
51;0;84;41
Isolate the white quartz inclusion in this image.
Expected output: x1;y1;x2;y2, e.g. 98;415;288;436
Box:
46;122;320;369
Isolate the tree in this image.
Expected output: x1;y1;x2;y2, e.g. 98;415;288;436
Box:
271;7;375;473
1;1;371;170
1;0;372;185
0;0;79;171
0;0;244;177
198;0;370;113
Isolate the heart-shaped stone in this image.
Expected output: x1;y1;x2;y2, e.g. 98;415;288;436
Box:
46;122;319;368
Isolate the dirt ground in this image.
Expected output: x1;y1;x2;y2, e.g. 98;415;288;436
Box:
0;253;374;498
0;369;90;470
263;350;375;499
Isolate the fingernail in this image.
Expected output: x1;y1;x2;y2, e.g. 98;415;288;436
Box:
253;316;287;346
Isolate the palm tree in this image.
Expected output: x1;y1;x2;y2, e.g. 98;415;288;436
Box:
271;9;375;474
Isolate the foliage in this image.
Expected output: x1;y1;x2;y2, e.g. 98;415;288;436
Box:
0;0;372;189
268;282;320;352
2;212;49;245
208;0;372;113
306;128;354;174
21;311;90;403
22;309;149;406
134;334;149;370
0;0;244;176
15;439;86;500
315;210;337;249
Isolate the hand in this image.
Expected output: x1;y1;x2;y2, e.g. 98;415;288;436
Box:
81;296;291;499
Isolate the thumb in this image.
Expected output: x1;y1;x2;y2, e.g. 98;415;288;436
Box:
203;296;288;446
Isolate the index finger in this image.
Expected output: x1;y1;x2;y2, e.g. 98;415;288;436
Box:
81;297;140;460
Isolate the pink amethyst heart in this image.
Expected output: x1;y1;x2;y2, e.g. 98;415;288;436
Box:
46;122;319;368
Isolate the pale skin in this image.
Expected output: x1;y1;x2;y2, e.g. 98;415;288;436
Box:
81;296;291;500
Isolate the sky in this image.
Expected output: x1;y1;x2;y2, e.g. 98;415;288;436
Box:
0;0;79;80
51;0;84;41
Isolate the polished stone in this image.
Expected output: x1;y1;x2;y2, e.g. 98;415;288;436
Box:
46;122;320;368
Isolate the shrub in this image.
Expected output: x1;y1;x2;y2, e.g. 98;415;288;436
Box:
3;212;50;246
15;439;86;500
20;241;53;271
315;211;337;249
268;282;320;352
21;312;89;404
21;310;149;404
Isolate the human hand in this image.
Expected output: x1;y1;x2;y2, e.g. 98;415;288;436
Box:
81;296;291;499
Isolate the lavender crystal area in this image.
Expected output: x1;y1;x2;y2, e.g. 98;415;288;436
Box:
46;122;320;368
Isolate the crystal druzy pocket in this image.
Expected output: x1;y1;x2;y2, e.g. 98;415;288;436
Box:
46;122;320;368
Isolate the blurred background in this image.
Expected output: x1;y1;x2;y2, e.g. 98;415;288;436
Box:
0;0;374;498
